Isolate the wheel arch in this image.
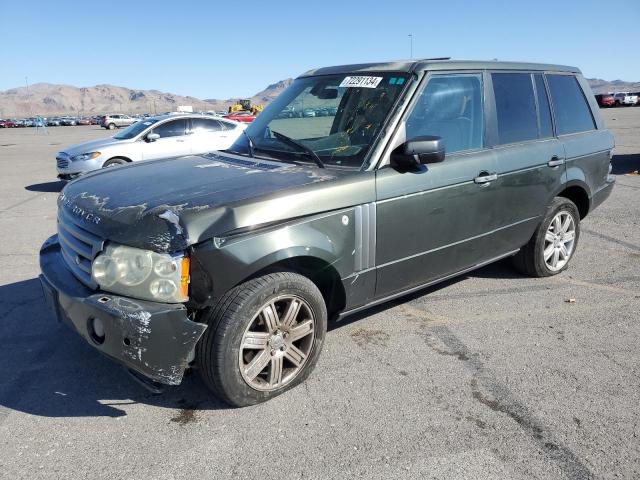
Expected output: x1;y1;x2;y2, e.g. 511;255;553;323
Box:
244;255;346;319
103;156;132;167
556;181;591;219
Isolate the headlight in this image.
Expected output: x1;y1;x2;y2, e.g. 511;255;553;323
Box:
91;243;190;303
71;151;101;161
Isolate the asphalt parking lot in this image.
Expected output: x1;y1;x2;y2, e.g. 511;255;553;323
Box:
0;110;638;480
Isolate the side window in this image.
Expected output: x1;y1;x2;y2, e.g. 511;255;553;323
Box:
546;75;596;135
406;74;483;154
191;118;222;133
152;119;187;138
492;73;538;144
534;74;553;138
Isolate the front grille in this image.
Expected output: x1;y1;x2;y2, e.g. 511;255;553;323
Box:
57;208;104;288
56;153;69;169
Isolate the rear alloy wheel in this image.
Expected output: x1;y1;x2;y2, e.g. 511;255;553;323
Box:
197;272;327;407
512;197;581;277
107;123;116;130
543;211;576;272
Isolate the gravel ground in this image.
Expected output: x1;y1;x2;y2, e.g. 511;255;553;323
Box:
0;109;638;479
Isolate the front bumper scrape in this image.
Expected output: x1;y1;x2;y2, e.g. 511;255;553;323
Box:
39;235;207;386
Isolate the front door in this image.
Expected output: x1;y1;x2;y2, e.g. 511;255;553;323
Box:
141;118;190;160
375;72;504;298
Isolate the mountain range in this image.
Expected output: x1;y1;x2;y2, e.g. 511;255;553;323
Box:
0;77;635;117
0;79;294;117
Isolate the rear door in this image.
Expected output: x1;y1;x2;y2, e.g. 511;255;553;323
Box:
546;74;613;202
188;118;229;154
487;72;566;252
141;118;190;160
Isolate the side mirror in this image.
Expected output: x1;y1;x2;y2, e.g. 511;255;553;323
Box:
146;133;160;142
391;136;445;168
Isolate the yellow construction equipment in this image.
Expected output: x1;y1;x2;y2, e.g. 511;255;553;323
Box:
228;99;264;116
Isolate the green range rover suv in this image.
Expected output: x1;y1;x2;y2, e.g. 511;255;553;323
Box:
40;59;615;406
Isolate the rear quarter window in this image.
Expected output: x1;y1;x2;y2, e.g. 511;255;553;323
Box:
546;75;596;136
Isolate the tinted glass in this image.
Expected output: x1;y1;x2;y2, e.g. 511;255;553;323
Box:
546;75;595;135
406;74;483;154
492;73;538;144
152;119;187;138
534;74;553;138
191;118;222;133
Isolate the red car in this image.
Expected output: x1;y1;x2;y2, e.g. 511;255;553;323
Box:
595;94;615;108
224;111;256;123
0;119;16;128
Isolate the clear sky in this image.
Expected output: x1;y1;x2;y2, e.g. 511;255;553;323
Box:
1;0;638;99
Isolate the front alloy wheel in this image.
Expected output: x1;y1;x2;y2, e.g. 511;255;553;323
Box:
197;272;327;407
239;295;315;391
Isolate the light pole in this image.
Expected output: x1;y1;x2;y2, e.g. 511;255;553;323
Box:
408;34;413;59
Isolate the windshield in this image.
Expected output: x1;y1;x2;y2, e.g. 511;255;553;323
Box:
227;73;410;169
113;118;160;140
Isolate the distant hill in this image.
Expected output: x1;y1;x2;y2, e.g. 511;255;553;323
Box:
0;76;636;117
586;78;640;94
0;78;294;117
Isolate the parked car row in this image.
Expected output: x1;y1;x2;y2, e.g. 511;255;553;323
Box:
595;92;640;107
275;106;339;119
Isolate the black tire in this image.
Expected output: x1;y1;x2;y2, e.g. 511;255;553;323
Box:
512;197;581;277
103;157;128;168
107;123;116;130
196;272;327;407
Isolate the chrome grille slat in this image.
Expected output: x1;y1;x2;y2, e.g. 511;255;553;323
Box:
58;209;102;247
57;208;104;289
56;153;69;169
58;228;93;259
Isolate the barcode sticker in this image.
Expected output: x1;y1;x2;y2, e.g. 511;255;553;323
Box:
339;76;383;88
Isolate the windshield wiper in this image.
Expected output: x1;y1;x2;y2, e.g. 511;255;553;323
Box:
242;129;256;158
272;131;325;168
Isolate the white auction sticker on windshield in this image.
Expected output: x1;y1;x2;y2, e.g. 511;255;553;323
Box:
339;76;383;88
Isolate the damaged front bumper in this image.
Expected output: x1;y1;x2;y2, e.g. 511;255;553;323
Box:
39;235;207;386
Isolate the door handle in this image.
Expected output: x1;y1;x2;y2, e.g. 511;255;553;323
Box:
547;156;565;167
176;139;186;143
474;172;498;184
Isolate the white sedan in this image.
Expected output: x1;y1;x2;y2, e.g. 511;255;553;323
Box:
55;114;246;179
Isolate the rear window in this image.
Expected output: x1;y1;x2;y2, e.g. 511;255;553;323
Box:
546;75;595;135
492;73;538;144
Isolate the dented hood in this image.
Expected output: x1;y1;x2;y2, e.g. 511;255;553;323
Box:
59;153;372;252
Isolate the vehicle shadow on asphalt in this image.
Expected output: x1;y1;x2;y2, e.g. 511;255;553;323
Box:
25;181;66;193
612;153;640;175
0;260;524;418
0;278;228;419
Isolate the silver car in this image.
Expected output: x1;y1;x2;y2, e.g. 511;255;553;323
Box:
100;114;138;129
56;114;246;180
